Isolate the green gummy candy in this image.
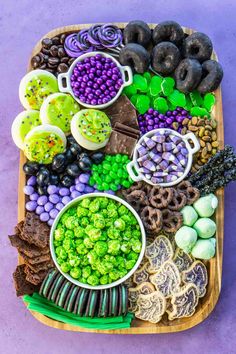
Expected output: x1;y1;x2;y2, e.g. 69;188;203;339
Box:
133;74;148;92
203;93;216;112
130;94;140;106
185;95;193;111
153;97;168;113
161;77;175;96
168;90;186;107
143;71;152;85
190;106;210;117
149;75;162;96
136;95;150;114
189;91;203;107
123;85;137;97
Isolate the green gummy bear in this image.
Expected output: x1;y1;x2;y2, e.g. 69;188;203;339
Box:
161;77;175;96
185;95;193;111
149;75;162;96
133;74;148;92
136;95;150;114
130;94;140;106
189;91;204;107
153;97;169;113
190;106;210;117
143;72;152;85
123;85;137;97
203;93;216;112
168;90;186;107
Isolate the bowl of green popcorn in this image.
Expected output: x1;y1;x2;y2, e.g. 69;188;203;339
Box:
50;193;146;290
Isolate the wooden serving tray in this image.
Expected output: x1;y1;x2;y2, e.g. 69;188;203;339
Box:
18;23;224;333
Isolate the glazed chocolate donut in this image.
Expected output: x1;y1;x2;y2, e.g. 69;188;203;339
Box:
152;21;184;47
183;32;213;62
174;58;202;93
152;42;181;76
119;43;150;73
123;20;152;48
197;60;223;94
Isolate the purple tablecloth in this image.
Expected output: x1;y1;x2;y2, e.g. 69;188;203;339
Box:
0;1;236;353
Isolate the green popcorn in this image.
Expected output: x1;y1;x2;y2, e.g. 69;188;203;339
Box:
107;208;118;219
80;217;89;227
82;265;92;279
64;216;77;230
93;214;105;229
55;246;63;256
63;238;74;251
123;229;132;240
87;228;102;242
76;243;87;255
120;242;131;254
127;250;139;261
81;198;91;209
108;240;121;255
89;199;100;213
84;237;94;249
118;205;127;216
54;228;65;242
100;274;109;285
65;230;74;239
132;229;141;239
60;262;71;273
99;197;109;208
57;247;67;260
125;259;136;270
94;241;108;257
87;250;98;265
109;269;120;281
68;255;81;267
131;239;142;253
115;256;125;268
74;239;83;247
87;274;99;286
74;226;86;238
114;218;126;231
70;267;82;279
107;226;120;239
77;206;89;218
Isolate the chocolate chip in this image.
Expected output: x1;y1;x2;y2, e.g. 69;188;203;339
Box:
48;57;60;65
52;36;60;45
68;58;75;66
48;62;58;69
39;63;47;69
42;54;49;63
58;47;66;58
42;38;53;49
49;45;58;57
31;55;41;68
57;63;69;73
60;56;69;63
60;33;67;44
41;48;50;55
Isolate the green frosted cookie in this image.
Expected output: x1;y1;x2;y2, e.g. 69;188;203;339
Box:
23;124;66;164
40;93;80;134
19;70;58;110
71;109;111;150
11;110;41;149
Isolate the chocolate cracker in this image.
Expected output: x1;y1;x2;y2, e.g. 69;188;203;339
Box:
13;265;39;296
104;95;138;129
25;266;48;286
104;130;137;158
9;234;49;258
21;212;50;248
26;259;54;273
19;251;51;265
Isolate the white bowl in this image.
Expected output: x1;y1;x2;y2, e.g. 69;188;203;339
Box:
50;193;146;290
126;128;200;187
57;51;133;110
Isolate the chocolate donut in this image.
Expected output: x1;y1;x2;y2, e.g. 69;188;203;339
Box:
183;32;213;62
123;20;152;48
152;42;181;75
153;21;184;47
119;43;150;73
174;58;202;93
197;60;223;94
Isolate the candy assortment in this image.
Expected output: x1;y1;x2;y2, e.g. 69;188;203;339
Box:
9;21;235;331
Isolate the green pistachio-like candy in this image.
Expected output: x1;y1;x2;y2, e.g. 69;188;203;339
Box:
193;194;218;217
191;238;216;260
193;218;216;238
175;226;198;253
181;205;198;226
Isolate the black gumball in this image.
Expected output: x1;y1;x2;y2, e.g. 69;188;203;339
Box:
78;157;92;171
37;185;48;195
66;163;81;177
65;148;76;163
61;175;74;187
52;153;66;173
67;135;77;146
36;168;50;187
70;143;82;155
23;161;40;175
90;152;105;164
50;174;60;185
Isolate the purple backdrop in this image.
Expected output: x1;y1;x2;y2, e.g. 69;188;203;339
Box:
1;1;236;353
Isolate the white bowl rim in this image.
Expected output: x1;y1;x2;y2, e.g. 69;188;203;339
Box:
128;128;199;187
50;192;146;290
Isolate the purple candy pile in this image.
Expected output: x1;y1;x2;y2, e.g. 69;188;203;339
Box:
70;53;123;106
64;24;123;58
24;173;94;226
136;130;189;185
138;107;191;135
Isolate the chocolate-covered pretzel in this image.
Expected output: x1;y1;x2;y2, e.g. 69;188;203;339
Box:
149;186;173;209
176;181;200;205
162;209;183;234
168;190;187;211
141;206;163;234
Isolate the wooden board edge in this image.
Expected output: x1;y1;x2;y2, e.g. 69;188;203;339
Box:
17;22;224;334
